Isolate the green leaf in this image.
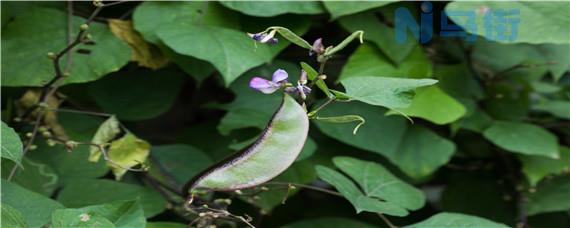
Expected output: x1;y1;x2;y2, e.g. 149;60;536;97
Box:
407;212;509;228
435;63;484;100
314;102;455;179
281;217;376;228
132;1;240;81
483;121;559;158
158;24;272;86
51;200;146;228
88;68;185;121
1;121;23;167
26;113;109;185
57;179;166;218
133;1;240;44
1;8;130;86
316;156;425;216
341;76;438;109
149;144;213;187
220;1;324;17
147;222;186;228
338;7;417;63
445;2;570;44
89;116;121;162
51;209;115;228
1;158;58;196
323;1;394;20
520;147;570;186
340;44;433;80
532;100;570;120
390;86;467;125
1;180;64;227
392;126;456;179
526;175;570;215
1;204;28;228
107;133;151;180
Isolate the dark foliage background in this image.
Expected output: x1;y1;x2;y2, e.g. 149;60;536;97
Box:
1;1;569;228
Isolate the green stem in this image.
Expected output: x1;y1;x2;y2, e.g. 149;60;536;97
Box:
308;97;335;118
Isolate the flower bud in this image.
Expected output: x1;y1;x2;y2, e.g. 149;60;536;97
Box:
310;38;325;56
80;24;89;31
47;52;57;59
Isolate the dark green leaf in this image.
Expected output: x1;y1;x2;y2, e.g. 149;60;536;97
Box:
220;1;324;17
520;146;570;186
1;121;23;167
1;8;130;86
526;175;570;215
407;212;508;228
483;121;559;158
323;1;394;19
1;204;28;228
281;217;376;228
1;180;64;227
51;200;146;228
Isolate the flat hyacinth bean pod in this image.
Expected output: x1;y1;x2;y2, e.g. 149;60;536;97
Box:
184;93;309;194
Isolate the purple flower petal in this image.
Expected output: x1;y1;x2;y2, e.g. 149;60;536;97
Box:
250;77;279;94
272;69;288;83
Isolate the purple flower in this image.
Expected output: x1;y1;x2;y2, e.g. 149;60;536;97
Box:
247;30;278;44
249;69;288;94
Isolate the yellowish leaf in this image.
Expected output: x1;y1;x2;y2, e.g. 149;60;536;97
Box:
107;133;150;180
108;19;168;69
89;116;121;162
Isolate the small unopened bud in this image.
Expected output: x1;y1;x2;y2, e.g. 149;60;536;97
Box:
80;24;89;31
528;188;536;193
38;126;48;132
46;139;56;147
93;0;103;7
63;72;70;77
198;212;206;217
83;34;92;41
260;186;269;191
317;74;327;80
47;52;57;59
299;70;308;85
65;141;78;152
42;131;52;138
234;190;243;195
25;132;33;138
29;145;38;150
310;38;325;56
13;117;22;122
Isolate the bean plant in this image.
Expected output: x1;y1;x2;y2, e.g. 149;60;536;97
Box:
1;1;569;228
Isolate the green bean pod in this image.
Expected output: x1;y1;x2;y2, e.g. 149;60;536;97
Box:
184;93;309;194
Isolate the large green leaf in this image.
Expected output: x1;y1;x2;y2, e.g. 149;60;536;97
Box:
338;6;417;63
51;200;146;228
57;179;166;218
1;8;130;86
340;44;433;80
1;180;64;227
158;24;272;86
472;39;569;81
323;1;394;19
520;147;570;186
281;217;376;228
147;222;186;228
316;157;425;216
407;212;508;228
532;100;570;120
526;175;570;215
1;204;28;228
341;76;438;109
446;2;570;44
88;68;185;121
314;102;454;179
51;209;114;228
220;1;324;17
392;126;456;179
391;86;467;125
1;121;23;167
133;1;240;44
483;121;559;158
